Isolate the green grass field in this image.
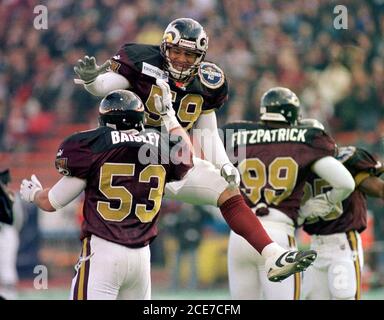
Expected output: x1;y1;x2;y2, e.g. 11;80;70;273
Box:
14;286;384;300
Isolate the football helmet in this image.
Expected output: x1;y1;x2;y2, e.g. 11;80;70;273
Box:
160;18;208;82
99;90;145;130
260;87;300;125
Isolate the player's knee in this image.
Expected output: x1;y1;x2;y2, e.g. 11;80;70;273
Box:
328;261;357;300
217;187;240;206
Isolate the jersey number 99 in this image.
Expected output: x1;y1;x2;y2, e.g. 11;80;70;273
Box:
238;157;298;206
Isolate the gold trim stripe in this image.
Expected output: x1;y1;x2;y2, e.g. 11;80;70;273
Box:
288;236;301;300
347;231;361;300
77;238;89;300
354;171;370;187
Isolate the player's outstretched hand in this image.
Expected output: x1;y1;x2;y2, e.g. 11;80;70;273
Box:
74;56;111;84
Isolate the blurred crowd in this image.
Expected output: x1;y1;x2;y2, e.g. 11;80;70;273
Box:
0;0;383;152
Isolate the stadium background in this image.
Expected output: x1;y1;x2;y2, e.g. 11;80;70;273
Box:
0;0;383;299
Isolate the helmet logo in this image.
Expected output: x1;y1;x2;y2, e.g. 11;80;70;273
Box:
163;32;174;43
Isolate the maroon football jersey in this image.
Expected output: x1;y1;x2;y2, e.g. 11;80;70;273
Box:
303;146;384;235
223;121;336;225
55;126;192;248
110;43;228;130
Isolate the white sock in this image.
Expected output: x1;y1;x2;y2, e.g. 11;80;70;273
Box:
261;242;286;260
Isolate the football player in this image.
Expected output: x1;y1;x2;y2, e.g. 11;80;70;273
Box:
300;145;384;300
0;169;20;300
222;87;356;299
20;86;195;300
74;19;320;283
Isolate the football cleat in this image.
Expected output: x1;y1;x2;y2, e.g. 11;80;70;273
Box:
266;249;317;282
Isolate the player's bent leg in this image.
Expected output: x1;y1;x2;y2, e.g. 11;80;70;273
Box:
165;158;317;283
164;157;227;206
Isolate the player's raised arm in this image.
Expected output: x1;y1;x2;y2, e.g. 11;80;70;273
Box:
193;112;240;189
20;174;86;212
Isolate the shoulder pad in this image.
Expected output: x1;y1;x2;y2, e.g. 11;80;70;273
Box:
298;118;325;131
198;62;225;89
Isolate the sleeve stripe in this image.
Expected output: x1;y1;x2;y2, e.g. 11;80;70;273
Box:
354;171;371;187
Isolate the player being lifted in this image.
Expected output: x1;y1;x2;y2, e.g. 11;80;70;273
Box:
73;18;319;283
300;145;384;300
222;87;355;299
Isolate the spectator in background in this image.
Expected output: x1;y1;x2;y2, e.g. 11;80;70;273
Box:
168;204;205;291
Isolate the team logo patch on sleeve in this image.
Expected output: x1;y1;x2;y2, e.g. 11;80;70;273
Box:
198;62;225;89
55;158;70;176
110;60;121;72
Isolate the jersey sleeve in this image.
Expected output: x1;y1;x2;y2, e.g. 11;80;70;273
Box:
307;128;337;158
55;134;93;179
198;62;229;113
110;44;141;85
203;80;228;112
340;147;384;184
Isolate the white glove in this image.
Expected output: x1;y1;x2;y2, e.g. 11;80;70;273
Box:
220;163;241;189
74;56;111;84
154;79;179;131
299;192;342;220
20;174;43;203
